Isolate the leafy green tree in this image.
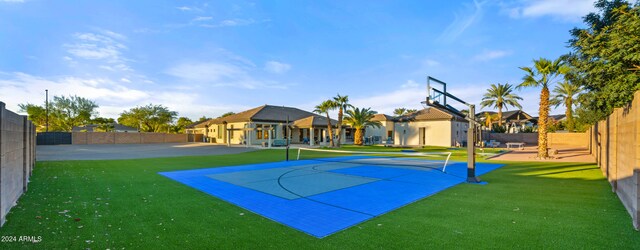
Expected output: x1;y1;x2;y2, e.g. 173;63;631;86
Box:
480;83;523;126
313;100;336;147
518;57;569;158
49;95;99;131
170;117;193;133
218;112;236;118
18;103;48;131
118;104;178;132
91;117;116;132
19;96;99;132
550;80;582;132
197;116;210;122
343;107;382;146
332;94;352;147
568;0;640;123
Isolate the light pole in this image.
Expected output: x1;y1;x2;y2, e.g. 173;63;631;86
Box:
45;89;49;132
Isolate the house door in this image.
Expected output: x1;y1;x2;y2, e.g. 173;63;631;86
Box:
419;127;426;145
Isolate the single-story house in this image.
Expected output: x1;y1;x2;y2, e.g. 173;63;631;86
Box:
72;123;138;132
184;120;209;135
364;106;469;147
193;105;345;146
477;110;536;133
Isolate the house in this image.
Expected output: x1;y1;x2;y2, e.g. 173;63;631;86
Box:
184;120;209;135
548;114;567;122
72;123;138;132
192;105;344;146
477;110;537;133
363;106;469;147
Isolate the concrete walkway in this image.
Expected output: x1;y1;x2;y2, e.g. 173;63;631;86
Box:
488;146;595;163
36;143;257;161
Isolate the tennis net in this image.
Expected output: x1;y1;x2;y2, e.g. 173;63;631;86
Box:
295;148;453;172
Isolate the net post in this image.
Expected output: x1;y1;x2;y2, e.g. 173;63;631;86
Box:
285;145;290;161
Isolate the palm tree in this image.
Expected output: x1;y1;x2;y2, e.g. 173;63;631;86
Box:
393;108;418;116
550;80;582;132
483;112;498;128
518;57;569;158
480;83;523;126
332;94;352;147
343;107;382;146
393;108;407;116
314;100;336;147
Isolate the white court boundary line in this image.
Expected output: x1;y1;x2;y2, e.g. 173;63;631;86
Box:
296;148;452;172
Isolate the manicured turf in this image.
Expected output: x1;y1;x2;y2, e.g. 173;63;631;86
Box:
0;147;638;249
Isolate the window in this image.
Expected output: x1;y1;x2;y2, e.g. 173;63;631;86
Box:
218;125;224;138
230;125;234;139
264;125;269;139
257;125;263;139
283;125;288;140
387;130;393;139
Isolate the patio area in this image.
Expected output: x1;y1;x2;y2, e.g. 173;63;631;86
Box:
488;146;595;163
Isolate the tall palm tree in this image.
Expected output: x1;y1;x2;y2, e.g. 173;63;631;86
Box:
518;57;569;158
550;80;582;132
343;107;382;146
332;94;352;147
480;83;523;126
314;100;336;147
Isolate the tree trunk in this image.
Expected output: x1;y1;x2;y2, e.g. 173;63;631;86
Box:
336;107;343;147
325;113;335;147
538;87;550;158
565;99;573;132
498;105;503;126
354;128;363;146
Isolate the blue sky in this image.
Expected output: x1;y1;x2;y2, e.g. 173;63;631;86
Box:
0;0;596;120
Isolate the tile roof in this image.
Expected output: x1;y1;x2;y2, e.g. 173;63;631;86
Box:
371;114;395;122
396;106;465;122
196;105;336;127
292;115;339;128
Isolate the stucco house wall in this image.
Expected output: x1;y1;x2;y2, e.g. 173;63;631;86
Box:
364;121;395;140
394;120;455;147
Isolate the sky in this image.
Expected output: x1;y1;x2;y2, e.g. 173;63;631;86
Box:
0;0;598;120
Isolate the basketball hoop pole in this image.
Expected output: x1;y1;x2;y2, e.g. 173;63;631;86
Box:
467;104;480;183
425;76;481;183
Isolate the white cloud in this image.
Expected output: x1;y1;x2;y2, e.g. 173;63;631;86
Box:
401;80;419;88
65;30;128;65
0;0;25;3
472;50;512;61
199;18;257;28
264;61;291;74
505;0;595;21
349;81;426;115
0;72;150;117
120;78;131;83
192;16;213;22
166;62;289;89
423;59;440;67
439;0;488;42
0;71;239;120
177;6;192;11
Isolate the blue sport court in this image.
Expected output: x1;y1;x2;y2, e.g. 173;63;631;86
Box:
160;155;503;238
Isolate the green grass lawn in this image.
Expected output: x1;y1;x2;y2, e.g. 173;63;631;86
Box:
1;148;638;249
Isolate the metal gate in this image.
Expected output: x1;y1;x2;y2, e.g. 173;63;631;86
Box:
36;132;72;145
